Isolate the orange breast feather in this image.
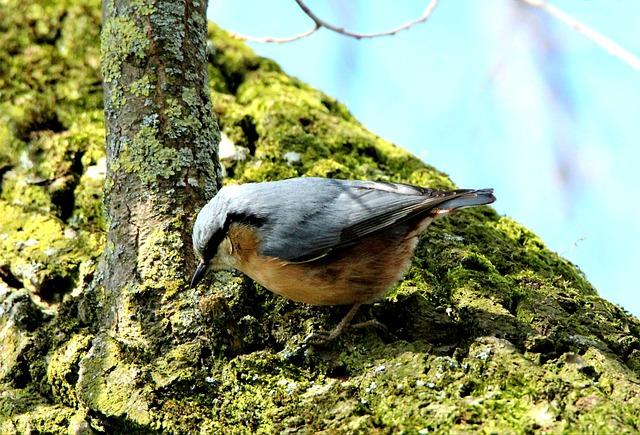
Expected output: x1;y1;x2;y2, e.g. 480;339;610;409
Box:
228;223;419;306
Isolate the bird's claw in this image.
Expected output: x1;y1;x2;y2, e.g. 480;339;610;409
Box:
304;318;390;346
350;319;388;334
303;330;336;346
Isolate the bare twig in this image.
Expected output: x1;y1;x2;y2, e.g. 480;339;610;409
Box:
521;0;640;71
230;0;438;44
294;0;438;40
230;24;320;44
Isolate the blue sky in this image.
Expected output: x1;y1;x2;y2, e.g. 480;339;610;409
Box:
208;0;640;316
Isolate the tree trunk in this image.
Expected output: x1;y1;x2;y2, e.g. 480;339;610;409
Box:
100;0;219;327
74;0;221;426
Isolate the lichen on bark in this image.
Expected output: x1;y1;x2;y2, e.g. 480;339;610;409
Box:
1;0;639;433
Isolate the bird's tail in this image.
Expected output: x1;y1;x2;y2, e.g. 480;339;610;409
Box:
435;188;495;214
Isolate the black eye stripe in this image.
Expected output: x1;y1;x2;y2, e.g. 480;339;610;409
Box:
203;227;228;261
202;212;266;262
229;212;266;229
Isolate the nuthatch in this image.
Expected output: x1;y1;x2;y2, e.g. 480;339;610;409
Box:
190;177;495;344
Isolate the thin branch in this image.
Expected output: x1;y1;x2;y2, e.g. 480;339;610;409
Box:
521;0;640;71
230;24;320;44
294;0;438;40
230;0;438;44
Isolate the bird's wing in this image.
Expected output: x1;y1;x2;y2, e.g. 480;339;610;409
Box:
257;179;485;263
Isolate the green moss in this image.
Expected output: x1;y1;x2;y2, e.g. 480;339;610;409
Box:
0;291;39;382
47;333;94;407
120;123;194;184
166;95;203;138
181;86;198;107
0;201;103;304
0;386;85;435
77;335;153;427
130;75;152;97
100;16;148;85
196;22;640;433
137;221;186;296
211;60;447;186
151;342;203;389
130;0;154;16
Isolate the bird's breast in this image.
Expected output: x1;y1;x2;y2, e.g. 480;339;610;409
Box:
227;222;420;306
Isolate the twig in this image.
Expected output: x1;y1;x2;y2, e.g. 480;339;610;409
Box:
294;0;438;40
230;24;320;44
230;0;438;43
521;0;640;71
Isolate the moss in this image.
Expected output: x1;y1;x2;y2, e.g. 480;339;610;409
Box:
130;75;152;97
166;94;203;138
47;332;94;407
100;16;148;85
137;220;186;297
77;335;154;427
1;1;639;433
0;386;86;435
212;61;447;187
119;123;194;184
189;21;640;433
0;291;39;383
0;201;103;304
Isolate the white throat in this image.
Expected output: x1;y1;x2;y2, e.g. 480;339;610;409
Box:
209;236;237;270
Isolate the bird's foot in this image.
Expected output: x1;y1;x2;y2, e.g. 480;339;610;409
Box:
303;316;390;347
304;303;362;346
303;329;340;346
350;318;388;334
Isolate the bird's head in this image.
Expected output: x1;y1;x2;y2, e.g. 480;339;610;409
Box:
189;190;233;288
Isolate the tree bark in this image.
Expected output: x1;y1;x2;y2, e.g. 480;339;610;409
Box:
99;0;219;343
70;0;220;425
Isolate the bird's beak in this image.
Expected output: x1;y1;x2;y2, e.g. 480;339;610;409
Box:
189;261;208;288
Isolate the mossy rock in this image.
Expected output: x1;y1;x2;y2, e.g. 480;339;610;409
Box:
0;0;639;433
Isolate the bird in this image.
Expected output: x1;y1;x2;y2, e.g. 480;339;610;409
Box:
190;177;495;344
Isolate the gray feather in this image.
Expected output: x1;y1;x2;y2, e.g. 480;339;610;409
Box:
194;177;495;263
